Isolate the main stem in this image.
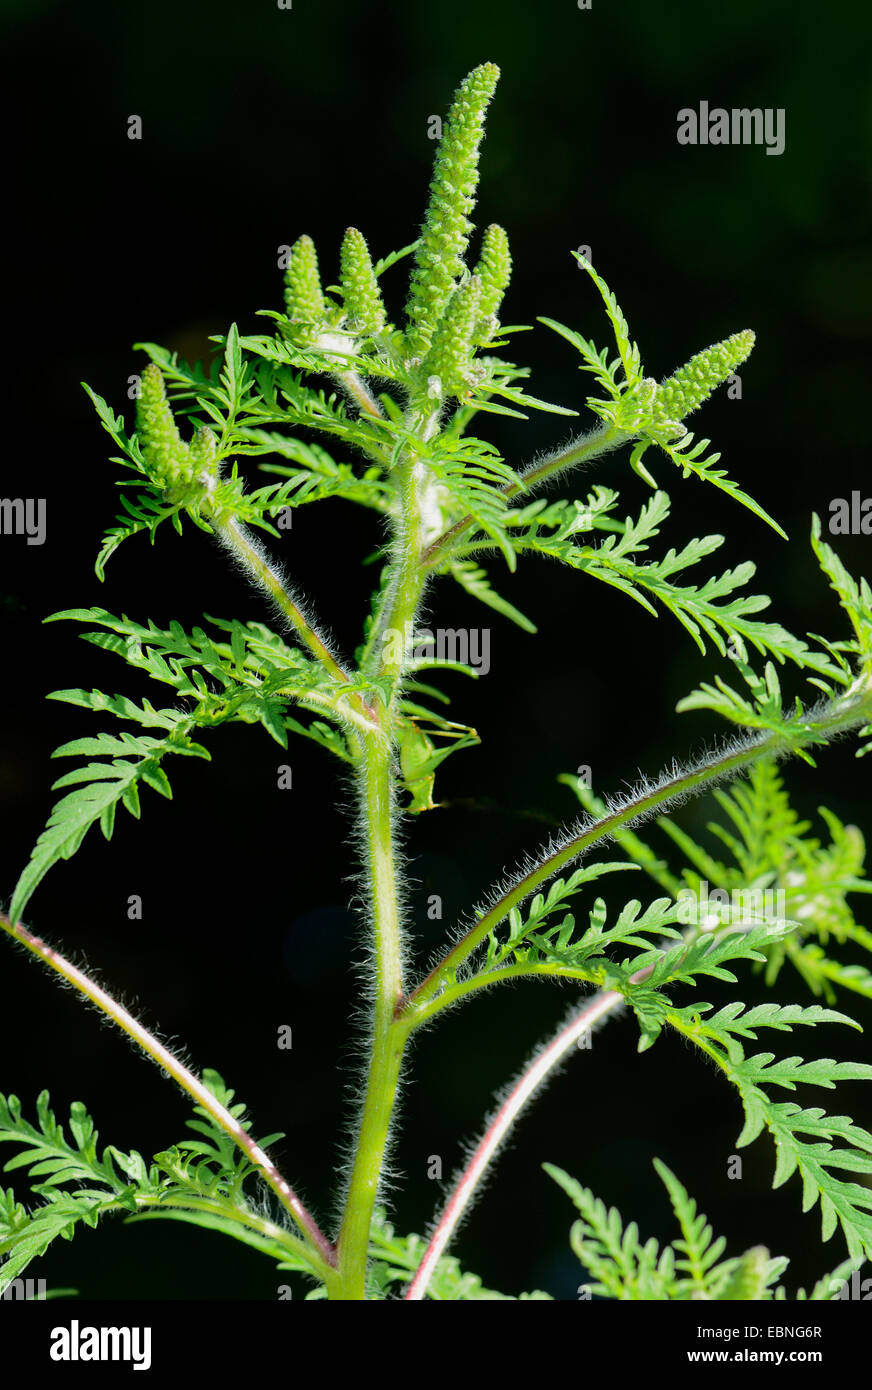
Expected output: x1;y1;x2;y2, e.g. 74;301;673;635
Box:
334;437;430;1298
334;739;408;1299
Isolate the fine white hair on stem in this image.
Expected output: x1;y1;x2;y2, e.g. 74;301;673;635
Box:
0;910;334;1267
422;725;777;983
328;745;416;1237
517;420;627;493
405;986;626;1299
212;515;350;675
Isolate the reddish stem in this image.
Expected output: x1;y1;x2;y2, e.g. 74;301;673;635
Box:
0;911;336;1271
405;959;658;1299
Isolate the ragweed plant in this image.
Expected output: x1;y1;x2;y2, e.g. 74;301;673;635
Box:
3;63;872;1302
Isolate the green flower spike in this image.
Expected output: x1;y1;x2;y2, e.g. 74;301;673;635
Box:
136;363;191;487
473;223;511;319
188;425;220;484
283;234;326;323
653;328;755;429
405;62;500;360
421;276;482;398
340;227;386;335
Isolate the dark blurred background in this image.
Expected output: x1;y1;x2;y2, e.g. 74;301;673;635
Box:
1;0;871;1302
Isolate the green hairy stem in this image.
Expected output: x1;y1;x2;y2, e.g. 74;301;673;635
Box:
334;738;407;1299
4;63;872;1308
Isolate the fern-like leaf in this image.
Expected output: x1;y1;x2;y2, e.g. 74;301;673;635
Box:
10;707;208;924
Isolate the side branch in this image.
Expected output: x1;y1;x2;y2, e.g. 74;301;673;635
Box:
333;367;385;421
420;421;626;568
214;516;345;678
512;421;628;494
0;911;336;1276
404;981;637;1299
403;686;872;1017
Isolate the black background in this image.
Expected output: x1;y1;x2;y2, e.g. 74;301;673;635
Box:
1;0;871;1303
